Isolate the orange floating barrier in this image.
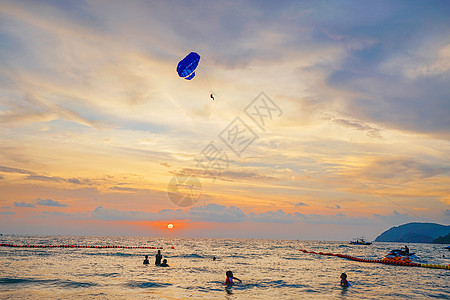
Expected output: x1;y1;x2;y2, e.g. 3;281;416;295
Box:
1;244;164;250
298;249;448;270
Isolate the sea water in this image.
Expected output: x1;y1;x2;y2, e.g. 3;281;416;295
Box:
0;235;449;299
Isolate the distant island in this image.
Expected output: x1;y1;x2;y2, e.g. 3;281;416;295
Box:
375;222;450;243
433;233;450;244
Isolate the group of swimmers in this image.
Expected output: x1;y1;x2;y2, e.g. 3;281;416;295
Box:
143;251;351;287
143;250;169;267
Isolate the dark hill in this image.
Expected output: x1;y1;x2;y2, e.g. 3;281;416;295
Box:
433;233;450;244
375;222;450;243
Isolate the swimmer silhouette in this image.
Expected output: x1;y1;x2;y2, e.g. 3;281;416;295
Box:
160;259;169;267
340;273;351;287
143;255;149;265
225;271;241;285
155;250;162;266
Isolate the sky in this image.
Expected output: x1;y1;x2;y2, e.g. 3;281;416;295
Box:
0;0;449;241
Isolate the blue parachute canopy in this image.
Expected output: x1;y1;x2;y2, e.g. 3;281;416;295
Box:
177;52;200;80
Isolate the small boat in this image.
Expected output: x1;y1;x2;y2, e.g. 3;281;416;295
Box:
349;237;372;245
382;249;419;263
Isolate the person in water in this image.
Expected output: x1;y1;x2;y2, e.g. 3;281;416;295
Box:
143;255;149;265
225;271;241;285
404;245;409;253
155;250;162;266
159;259;169;267
340;273;351;287
213;256;216;261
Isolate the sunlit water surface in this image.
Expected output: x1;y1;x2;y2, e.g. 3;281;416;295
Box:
0;235;449;299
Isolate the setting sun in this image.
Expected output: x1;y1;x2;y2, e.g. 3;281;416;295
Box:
168;224;174;229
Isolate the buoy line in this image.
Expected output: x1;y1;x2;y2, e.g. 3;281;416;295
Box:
299;249;450;270
0;243;163;249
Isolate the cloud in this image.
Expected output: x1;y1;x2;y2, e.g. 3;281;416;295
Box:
0;89;98;128
68;178;82;184
0;165;34;175
326;205;341;210
91;206;186;222
26;175;62;182
0;147;32;165
68;178;93;185
248;209;297;224
14;201;35;207
41;211;73;217
443;210;450;217
294;212;370;225
35;198;67;207
351;157;450;184
382;43;450;79
189;204;246;223
24;173;94;186
0;167;95;186
174;168;278;182
92;204;247;223
39;211;90;220
90;203;374;225
293;202;308;207
109;186;142;192
0;211;16;215
373;210;413;225
331;117;382;138
326;26;450;139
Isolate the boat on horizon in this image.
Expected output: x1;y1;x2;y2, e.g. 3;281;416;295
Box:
349;237;372;245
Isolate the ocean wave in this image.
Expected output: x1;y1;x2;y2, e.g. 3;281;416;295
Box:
125;280;172;288
0;277;97;288
283;256;303;260
185;285;225;293
51;279;98;288
170;254;205;259
225;280;309;290
0;277;32;284
94;272;121;278
267;280;307;289
82;252;135;257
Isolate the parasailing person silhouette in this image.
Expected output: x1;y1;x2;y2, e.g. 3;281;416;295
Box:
176;51;241;111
